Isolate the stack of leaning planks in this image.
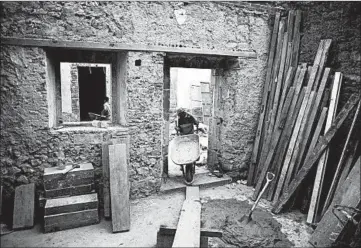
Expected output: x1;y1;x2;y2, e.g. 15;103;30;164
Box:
248;10;361;224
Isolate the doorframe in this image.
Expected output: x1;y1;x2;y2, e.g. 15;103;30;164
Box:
161;55;239;180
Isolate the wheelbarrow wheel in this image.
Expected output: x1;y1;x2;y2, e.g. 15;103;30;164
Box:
184;163;195;185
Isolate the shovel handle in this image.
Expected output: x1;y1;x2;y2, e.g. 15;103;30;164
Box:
250;172;275;212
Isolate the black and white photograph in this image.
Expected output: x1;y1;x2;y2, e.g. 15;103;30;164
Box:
0;0;360;247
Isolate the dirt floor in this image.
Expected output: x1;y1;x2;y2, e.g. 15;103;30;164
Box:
0;183;313;247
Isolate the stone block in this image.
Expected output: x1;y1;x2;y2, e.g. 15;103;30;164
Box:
43;163;94;190
73;133;103;144
45;184;94;198
45;193;98;215
44;209;99;233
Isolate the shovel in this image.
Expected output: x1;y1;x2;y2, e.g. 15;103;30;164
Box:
240;172;275;224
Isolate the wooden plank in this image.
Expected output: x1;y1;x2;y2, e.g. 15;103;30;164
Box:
159;226;222;238
291;10;302;67
44;209;99;233
12;183;35;230
276;67;296;124
257;29;287;173
267;89;306;201
313;39;332;90
45;193;98;216
172;186;201;248
266;66;307;200
260;18;286;164
0;186;2;217
157;230;209;248
295;68;331;172
255;17;286;183
272;89;313;203
109;143;130;232
308;156;360;247
252;87;295;200
270;31;289;135
333;141;359;207
102;140;112;218
272;93;360;213
307;72;342;224
322;100;361;216
303;107;328;165
1;37;256;58
284;91;316;188
248;12;281;185
284;10;295;74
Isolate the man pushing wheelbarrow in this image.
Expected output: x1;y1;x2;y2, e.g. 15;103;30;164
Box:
170;108;206;185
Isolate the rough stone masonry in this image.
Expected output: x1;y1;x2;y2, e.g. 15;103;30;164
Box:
0;1;360;221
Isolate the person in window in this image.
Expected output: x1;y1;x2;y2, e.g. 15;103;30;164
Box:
175;108;201;135
101;96;111;120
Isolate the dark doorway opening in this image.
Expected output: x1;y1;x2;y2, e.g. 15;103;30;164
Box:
78;67;106;121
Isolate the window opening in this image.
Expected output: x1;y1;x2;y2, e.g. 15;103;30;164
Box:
78;66;106;121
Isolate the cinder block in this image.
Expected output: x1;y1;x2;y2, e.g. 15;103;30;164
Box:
45;193;98;215
44;209;99;233
43;163;94;190
45;184;93;198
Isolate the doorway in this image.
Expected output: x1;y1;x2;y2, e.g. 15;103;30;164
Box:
78;67;106;121
167;68;212;177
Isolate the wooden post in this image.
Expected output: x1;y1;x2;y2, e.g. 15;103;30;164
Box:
109;143;130;232
307;72;342;224
272;93;360;213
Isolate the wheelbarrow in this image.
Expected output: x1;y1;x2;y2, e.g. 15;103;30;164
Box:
170;134;200;185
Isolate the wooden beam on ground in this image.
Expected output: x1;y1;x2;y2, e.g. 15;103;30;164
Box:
308;156;360;247
252;87;295;201
12;183;35;230
272;93;361;213
307;72;342;224
322;100;361;216
109;143;130;232
248;12;281;185
172;186;201;248
159;226;222;238
1;37;256;58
